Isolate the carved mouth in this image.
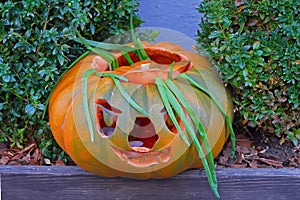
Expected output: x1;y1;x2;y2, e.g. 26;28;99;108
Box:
111;146;171;168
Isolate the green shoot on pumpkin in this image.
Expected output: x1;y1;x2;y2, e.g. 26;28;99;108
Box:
42;51;90;119
112;79;151;117
73;37;135;53
75;32;134;68
168;61;175;79
164;78;217;184
129;11;149;61
154;78;190;146
82;69;128;142
178;73;236;158
155;77;219;198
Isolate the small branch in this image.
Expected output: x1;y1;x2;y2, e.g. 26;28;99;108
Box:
36;6;51;61
218;22;228;43
7;90;29;103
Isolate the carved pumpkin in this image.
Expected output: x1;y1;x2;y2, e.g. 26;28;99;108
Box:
49;42;233;180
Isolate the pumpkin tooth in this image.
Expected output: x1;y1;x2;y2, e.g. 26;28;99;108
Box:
131;147;152;153
122;153;128;162
156;156;163;164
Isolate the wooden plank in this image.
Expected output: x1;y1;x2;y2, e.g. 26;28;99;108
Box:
0;166;300;200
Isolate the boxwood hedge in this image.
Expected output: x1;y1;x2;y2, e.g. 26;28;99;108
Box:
197;0;300;145
0;0;141;160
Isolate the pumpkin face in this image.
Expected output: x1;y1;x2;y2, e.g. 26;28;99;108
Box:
49;42;233;179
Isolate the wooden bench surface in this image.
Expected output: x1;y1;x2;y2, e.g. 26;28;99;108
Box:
0;166;299;200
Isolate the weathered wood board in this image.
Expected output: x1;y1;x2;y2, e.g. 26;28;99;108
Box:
0;166;299;200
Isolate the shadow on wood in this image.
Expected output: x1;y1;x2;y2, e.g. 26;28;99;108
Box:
0;166;299;200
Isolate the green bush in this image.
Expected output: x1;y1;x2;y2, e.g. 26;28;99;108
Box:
0;0;141;159
197;1;300;145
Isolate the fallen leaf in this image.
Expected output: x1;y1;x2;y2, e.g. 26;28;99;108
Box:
19;152;31;165
3;150;14;157
279;137;285;145
7;160;20;165
218;148;231;165
247;20;259;27
242;119;248;125
55;159;66;166
236;145;257;155
30;149;42;165
235;0;245;7
44;158;52;165
228;163;248;168
237;6;243;13
278;96;287;102
18;142;36;155
0;156;10;165
258;157;283;168
249;160;258;168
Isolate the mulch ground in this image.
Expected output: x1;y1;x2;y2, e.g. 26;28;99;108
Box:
0;130;299;168
216;129;300;168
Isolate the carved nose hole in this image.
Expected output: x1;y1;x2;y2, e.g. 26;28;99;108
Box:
128;117;159;152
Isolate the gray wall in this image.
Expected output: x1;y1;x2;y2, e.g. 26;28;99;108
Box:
138;0;202;39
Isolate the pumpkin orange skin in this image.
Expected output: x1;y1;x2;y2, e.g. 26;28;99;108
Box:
49;42;233;179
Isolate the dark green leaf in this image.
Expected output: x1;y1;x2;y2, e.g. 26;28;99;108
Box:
25;104;36;116
90;23;95;35
57;54;64;65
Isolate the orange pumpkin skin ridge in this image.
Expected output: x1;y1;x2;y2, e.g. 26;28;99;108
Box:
49;42;233;179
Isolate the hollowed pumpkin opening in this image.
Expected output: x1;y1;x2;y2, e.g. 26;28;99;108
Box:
117;47;185;66
160;108;182;134
95;99;121;138
128;117;159;153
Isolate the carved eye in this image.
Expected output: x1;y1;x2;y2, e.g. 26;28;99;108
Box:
95;99;121;137
161;108;182;134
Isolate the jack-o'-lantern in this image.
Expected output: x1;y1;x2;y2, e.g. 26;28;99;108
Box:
49;39;235;198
